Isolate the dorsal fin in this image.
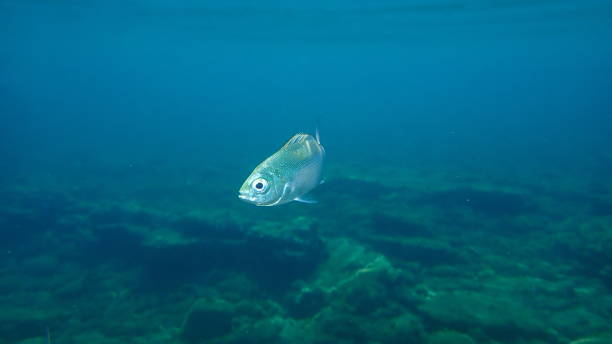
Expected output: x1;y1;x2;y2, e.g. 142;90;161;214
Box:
282;133;309;148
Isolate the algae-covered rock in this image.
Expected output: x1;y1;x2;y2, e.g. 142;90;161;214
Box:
286;286;327;319
16;338;45;344
181;298;236;343
82;213;326;292
570;334;612;344
549;307;609;339
0;306;67;344
20;255;59;276
314;239;402;291
369;213;432;238
383;313;426;344
71;331;124;344
227;316;288;344
427;330;476;344
331;254;403;316
362;236;462;266
554;218;612;288
318;309;424;344
419;292;550;341
308;240;422;343
424;188;533;216
243;217;326;289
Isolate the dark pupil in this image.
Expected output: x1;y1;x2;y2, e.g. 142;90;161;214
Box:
255;182;264;189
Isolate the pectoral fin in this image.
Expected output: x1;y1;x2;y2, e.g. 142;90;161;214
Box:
295;193;317;204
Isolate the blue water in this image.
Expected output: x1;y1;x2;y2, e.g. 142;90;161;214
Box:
2;0;611;170
1;1;611;343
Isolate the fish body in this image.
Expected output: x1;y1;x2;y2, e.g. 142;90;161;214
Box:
239;132;325;206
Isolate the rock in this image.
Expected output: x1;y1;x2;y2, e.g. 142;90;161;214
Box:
287;286;327;319
228;316;287;344
317;310;371;342
369;213;432;238
334;255;402;315
0;306;66;344
549;307;609;340
419;292;551;341
318;310;424;344
21;255;58;276
71;331;124;344
16;338;45;344
180;298;236;343
242;218;326;290
424;188;533;216
362;236;462;266
427;330;476;344
382;313;425;344
554;219;612;288
570;334;612;344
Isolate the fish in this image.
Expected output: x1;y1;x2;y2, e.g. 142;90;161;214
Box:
239;130;325;206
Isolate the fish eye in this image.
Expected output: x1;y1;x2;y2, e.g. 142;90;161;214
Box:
252;178;268;192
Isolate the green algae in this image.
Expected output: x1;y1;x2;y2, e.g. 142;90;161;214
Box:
0;163;611;343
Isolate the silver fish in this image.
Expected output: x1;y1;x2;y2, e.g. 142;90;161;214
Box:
239;131;325;206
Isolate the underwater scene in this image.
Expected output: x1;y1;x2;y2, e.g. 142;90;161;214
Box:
1;0;612;343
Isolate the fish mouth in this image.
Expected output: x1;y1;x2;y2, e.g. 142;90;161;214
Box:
238;192;255;203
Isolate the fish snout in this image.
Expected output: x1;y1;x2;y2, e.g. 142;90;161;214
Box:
238;191;255;203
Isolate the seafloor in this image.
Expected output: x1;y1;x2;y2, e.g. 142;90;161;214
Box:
1;160;611;344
